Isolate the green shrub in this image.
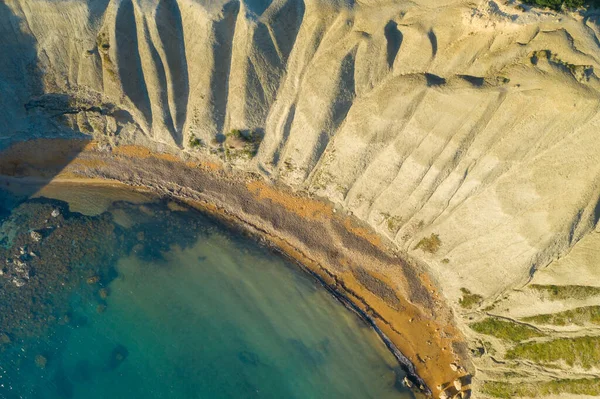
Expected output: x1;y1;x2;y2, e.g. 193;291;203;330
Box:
224;129;262;159
470;318;544;342
383;214;402;232
189;136;203;148
522;0;596;11
414;233;441;253
506;336;600;369
483;378;600;398
523;306;600;326
459;288;483;309
228;129;243;139
529;284;600;300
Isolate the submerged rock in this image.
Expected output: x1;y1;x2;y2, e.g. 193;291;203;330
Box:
35;354;48;369
98;288;109;299
108;344;129;370
86;275;100;285
237;351;260;366
0;199;122;341
0;332;10;344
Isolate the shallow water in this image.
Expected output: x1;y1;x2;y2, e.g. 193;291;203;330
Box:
0;182;417;399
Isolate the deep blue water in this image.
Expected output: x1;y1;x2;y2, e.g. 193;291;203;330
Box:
0;182;417;399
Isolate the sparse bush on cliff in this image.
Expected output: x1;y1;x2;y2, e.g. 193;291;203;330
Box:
459;288;483;309
189;136;203;149
224;129;262;159
414;233;441;253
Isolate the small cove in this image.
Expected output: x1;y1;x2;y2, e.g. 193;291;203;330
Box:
0;181;419;399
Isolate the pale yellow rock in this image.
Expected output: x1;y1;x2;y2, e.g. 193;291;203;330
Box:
453;378;462;391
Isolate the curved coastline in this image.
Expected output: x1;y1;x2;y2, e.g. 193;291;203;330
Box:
0;138;471;397
282;252;431;395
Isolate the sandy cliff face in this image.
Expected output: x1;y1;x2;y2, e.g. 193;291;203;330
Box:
2;0;600;397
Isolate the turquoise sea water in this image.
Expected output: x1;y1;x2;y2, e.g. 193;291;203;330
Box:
0;182;417;399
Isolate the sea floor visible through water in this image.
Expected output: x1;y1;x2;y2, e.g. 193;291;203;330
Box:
0;180;420;399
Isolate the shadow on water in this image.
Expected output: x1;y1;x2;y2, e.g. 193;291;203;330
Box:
0;3;91;208
0;7;111;398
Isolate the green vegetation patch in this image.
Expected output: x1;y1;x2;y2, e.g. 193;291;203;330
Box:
414;233;441;253
522;0;599;11
483;378;600;399
459;288;483;309
224;129;262;159
470;318;544;342
523;306;600;326
383;214;402;232
506;336;600;369
529;284;600;300
188;136;204;149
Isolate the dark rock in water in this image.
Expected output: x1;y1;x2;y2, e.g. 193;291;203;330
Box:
0;332;10;344
288;338;325;367
54;368;74;399
0;198;122;341
392;366;416;392
71;313;88;328
86;275;100;285
99;288;109;299
72;359;93;382
237;350;260;366
108;344;129;370
316;338;331;355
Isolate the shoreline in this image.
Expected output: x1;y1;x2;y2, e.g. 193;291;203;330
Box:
0;139;471;398
277;248;430;394
3;174;429;393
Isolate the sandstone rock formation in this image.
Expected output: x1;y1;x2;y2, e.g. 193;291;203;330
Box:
1;0;600;397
